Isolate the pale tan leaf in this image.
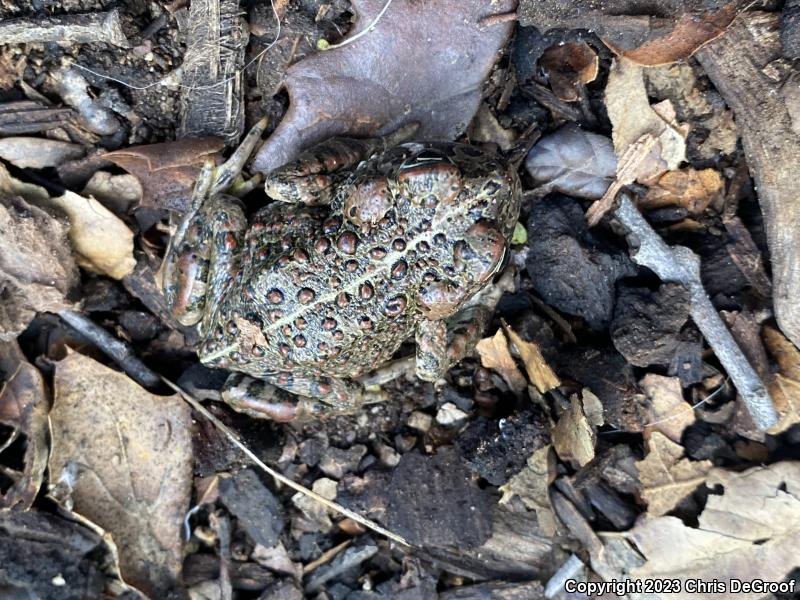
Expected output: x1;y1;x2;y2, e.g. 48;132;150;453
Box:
476;329;527;396
503;323;560;393
763;325;800;434
640;167;723;214
628;462;800;599
636;431;711;517
640;374;695;443
499;445;558;536
49;352;192;597
586;57;688;224
552;394;596;467
44;190;136;279
581;388;605;428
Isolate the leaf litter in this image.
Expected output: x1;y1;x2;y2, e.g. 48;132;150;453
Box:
0;0;798;596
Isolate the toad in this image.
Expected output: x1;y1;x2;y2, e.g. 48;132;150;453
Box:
163;120;521;419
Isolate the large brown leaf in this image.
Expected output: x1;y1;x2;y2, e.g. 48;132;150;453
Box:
49;352;193;597
628;462;800;599
519;0;741;66
252;0;517;174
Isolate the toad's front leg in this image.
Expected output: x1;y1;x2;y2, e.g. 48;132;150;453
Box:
414;270;517;381
163;119;267;335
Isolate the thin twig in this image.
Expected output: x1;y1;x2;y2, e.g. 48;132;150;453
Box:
57;310;161;389
161;377;412;548
613;194;778;430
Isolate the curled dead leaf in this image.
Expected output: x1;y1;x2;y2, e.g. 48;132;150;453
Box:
476;329;527;396
518;0;742;66
636;431;711;517
502;321;560;394
605;3;741;66
640;167;723;214
539;42;599;101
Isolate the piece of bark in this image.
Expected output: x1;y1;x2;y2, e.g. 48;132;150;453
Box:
178;0;246;145
439;581;546;600
696;12;800;348
0;10;129;47
0;101;74;136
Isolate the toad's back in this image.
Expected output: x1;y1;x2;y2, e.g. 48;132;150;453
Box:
200;142;521;380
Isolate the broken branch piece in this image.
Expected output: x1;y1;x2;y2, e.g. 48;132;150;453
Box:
613;194;778;430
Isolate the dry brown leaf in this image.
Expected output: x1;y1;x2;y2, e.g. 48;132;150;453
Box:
0;342;49;510
640;373;695;443
503;322;560;394
586;57;688;224
640;167;723;214
636;431;711;517
552;394;596;467
499;445;558;536
252;0;516;174
605;4;740;65
104;137;224;211
0;165;79;339
49;352;193;597
518;0;742;66
628;462;800;599
539;42;599;101
763;325;800;434
476;329;527;396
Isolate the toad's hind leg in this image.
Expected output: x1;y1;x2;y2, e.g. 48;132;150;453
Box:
264;123;418;205
261;372;366;412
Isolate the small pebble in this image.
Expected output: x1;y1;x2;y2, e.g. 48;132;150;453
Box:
407;410;433;432
436;402;469;426
312;477;338;501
